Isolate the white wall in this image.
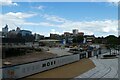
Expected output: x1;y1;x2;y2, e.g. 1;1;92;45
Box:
2;54;79;79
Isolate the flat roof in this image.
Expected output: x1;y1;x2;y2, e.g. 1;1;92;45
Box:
39;39;61;42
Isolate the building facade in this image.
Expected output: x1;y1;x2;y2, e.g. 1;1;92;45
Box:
73;29;78;36
50;33;61;40
34;33;44;41
18;30;32;36
2;24;9;37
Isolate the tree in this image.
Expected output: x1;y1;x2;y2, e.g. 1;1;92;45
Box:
105;35;118;55
73;35;84;43
105;35;118;45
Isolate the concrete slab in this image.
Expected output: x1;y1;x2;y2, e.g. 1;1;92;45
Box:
48;48;73;56
22;58;95;79
76;51;118;79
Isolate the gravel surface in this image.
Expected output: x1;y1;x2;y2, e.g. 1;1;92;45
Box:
2;51;57;67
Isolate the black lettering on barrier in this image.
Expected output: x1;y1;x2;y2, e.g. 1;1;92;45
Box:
47;62;50;66
51;61;53;65
54;61;56;64
42;61;56;67
42;63;46;67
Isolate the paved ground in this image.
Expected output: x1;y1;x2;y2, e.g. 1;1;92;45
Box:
22;48;119;79
22;58;95;79
76;51;119;79
48;48;72;56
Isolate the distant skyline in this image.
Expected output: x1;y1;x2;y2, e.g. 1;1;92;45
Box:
1;1;118;37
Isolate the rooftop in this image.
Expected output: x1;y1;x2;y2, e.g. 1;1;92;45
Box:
39;39;61;42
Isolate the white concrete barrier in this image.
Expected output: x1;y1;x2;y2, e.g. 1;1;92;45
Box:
2;54;79;79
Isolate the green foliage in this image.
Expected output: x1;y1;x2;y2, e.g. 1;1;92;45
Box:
73;35;84;43
105;35;118;48
105;35;117;44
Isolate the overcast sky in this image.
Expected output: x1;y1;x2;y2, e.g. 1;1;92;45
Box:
0;0;119;37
